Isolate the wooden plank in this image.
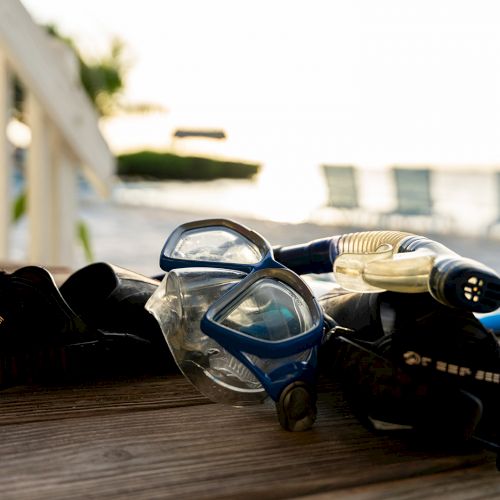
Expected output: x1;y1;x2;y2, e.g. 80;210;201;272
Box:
0;378;495;499
0;0;113;195
302;463;500;499
0;375;210;425
0;375;335;426
0;50;12;259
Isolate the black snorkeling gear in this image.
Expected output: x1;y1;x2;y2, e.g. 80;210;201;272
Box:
0;263;176;387
318;290;500;469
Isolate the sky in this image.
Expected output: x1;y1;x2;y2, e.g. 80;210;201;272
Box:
19;0;500;168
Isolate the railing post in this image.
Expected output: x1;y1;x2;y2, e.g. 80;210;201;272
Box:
48;39;79;267
51;132;77;266
26;93;78;267
0;50;12;260
26;90;54;264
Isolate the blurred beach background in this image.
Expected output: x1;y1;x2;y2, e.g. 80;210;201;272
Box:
7;0;500;274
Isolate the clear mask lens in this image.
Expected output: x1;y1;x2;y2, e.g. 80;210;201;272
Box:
218;278;314;341
168;227;264;264
145;268;268;405
211;277;316;388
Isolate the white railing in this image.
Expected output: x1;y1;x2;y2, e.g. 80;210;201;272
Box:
0;51;11;261
0;0;114;267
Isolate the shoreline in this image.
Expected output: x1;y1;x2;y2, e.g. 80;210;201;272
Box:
9;196;500;277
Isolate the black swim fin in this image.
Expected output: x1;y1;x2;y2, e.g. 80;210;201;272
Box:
0;262;177;388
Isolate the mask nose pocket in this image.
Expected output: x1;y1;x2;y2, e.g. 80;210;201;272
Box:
146;267;268;405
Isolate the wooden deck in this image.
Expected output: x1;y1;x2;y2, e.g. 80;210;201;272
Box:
2;263;500;498
2;374;500;498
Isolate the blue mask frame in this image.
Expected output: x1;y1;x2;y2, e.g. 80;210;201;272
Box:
201;267;324;402
160;218;279;273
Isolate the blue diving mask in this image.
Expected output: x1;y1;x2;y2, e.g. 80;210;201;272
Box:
146;219;326;431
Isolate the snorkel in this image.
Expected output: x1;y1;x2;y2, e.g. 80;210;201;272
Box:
274;230;500;313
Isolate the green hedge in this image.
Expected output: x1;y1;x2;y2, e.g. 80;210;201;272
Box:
117;151;260;180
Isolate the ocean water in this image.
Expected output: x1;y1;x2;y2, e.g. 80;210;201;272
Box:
111;164;500;236
12;162;500;233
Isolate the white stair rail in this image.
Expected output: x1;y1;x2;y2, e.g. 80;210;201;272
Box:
0;0;114;266
0;51;12;260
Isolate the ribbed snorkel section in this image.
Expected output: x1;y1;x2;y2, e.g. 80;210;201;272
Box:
397;234;457;256
335;231;413;256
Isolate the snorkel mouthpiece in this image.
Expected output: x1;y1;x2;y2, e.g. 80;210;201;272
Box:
429;256;500;313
